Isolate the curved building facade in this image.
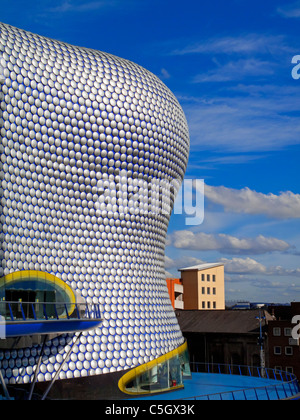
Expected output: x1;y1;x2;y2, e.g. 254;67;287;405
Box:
0;22;190;398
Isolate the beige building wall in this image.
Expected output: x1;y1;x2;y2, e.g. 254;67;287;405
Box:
181;264;225;310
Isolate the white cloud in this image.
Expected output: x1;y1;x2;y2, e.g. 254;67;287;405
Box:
165;255;205;270
167;230;291;255
159;68;171;80
221;256;300;276
182;91;300;153
166;255;300;278
277;1;300;18
193;58;274;83
175;35;300;154
170;34;291;56
49;0;117;13
269;266;300;276
221;257;268;274
204;184;300;220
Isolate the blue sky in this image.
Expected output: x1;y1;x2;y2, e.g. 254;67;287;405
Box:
1;0;300;302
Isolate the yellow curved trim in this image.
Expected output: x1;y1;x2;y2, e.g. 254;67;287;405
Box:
0;270;76;314
118;341;188;395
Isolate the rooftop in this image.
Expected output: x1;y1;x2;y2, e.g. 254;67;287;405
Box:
133;364;300;401
176;309;273;334
179;263;224;272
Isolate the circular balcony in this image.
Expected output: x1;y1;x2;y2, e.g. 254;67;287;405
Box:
0;301;102;339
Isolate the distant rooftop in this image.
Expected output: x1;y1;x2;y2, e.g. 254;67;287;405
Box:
176;309;273;334
179;262;224;272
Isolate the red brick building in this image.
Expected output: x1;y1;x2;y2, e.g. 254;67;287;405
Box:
268;302;300;379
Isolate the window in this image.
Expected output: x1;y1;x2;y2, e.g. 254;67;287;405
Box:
201;274;205;281
274;346;282;355
213;288;216;295
212;275;216;282
284;328;292;337
122;345;190;395
207;287;210;295
207;302;211;309
213;302;216;309
202;302;205;309
5;289;57;319
273;327;281;337
285;347;293;356
286;367;294;374
202;287;205;295
207;275;210;282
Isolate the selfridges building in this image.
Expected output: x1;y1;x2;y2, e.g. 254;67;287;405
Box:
0;22;190;399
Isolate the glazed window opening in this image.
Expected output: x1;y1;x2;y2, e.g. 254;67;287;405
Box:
119;342;191;395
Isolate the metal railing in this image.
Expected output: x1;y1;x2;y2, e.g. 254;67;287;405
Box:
180;362;300;401
0;301;102;322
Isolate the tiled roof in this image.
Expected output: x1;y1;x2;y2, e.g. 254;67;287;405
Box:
176;309;273;334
